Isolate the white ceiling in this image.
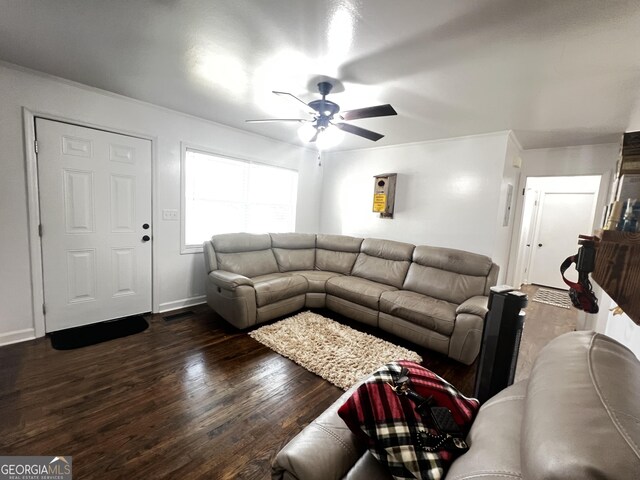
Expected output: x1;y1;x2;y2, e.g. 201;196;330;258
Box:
1;0;639;151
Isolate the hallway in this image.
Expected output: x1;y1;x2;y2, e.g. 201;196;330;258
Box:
515;284;579;382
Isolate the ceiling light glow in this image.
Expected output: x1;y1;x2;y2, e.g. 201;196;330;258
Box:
297;122;317;143
316;125;345;150
253;50;314;115
328;5;354;61
189;43;248;98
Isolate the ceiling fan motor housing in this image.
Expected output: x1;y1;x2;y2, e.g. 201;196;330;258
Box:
308;81;340;129
309;99;340;129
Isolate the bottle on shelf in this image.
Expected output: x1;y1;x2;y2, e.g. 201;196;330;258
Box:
622;198;638;232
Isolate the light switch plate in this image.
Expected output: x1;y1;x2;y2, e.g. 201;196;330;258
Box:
162;209;179;221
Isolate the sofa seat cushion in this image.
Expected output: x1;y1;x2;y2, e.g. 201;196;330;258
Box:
290;270;343;293
380;291;457;336
326;276;396;310
252;273;308;307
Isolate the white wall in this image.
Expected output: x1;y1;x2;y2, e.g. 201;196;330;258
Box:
593;288;640;361
0;62;321;345
319;131;515;281
519;143;618;226
493;133;522;284
506;143;619;286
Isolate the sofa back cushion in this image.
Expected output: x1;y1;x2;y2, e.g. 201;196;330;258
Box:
270;233;316;272
315;234;363;274
403;246;495;304
211;233;278;278
351;238;414;288
522;331;640;480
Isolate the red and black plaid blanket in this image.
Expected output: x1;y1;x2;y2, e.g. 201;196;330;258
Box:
338;360;479;480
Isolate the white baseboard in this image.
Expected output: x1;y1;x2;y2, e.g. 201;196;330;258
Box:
0;328;36;347
159;295;206;313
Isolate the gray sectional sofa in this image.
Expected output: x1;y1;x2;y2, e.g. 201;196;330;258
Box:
203;233;499;365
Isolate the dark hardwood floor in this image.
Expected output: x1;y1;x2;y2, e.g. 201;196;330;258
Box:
0;286;577;479
514;284;578;382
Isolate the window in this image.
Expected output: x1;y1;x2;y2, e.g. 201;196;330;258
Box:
182;148;298;252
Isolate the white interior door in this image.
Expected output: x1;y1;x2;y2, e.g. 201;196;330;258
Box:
528;192;596;290
36;118;152;332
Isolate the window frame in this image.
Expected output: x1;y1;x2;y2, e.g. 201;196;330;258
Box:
180;143;299;254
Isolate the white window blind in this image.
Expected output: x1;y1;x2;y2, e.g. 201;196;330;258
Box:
183;149;298;248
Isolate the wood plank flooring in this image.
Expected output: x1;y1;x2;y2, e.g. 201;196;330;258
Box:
0;286;577;479
514;284;578;382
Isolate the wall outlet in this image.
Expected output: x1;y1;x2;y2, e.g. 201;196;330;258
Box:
162;209;179;221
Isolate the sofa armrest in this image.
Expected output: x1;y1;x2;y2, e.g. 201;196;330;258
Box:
456;295;489;317
450;297;488;365
208;270;254;290
272;386;369;480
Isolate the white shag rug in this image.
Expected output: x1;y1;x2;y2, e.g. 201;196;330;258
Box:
249;311;422;390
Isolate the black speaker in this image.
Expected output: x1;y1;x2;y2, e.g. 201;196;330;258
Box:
474;285;528;404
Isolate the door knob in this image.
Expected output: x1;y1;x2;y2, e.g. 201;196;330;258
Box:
142;235;151;242
143;223;150;230
538;243;543;247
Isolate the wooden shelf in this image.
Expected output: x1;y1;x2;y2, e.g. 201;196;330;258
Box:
592;230;640;326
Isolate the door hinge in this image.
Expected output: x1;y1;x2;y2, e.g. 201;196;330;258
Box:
38;224;42;237
522;188;525;195
34;140;39;154
42;304;46;315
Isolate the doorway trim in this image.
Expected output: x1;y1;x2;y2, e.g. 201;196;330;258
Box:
510;174;603;288
22;107;159;338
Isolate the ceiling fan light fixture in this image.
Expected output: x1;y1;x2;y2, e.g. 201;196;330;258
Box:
316;124;344;150
297;122;317;142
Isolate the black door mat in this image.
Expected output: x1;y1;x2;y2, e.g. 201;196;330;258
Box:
49;315;149;350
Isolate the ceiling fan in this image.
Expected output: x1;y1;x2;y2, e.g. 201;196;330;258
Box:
246;81;397;148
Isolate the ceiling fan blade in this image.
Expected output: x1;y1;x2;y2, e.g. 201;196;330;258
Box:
272;91;317;113
341;104;397;121
245;118;306;123
335;123;384;141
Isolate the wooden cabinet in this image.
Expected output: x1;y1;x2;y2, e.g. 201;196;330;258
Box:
592;230;640;325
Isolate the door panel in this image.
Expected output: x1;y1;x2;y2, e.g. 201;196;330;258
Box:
63;169;95;232
110;174;136;232
66;249;97;303
528;192;596;290
37;118;152;332
111;247;137;297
